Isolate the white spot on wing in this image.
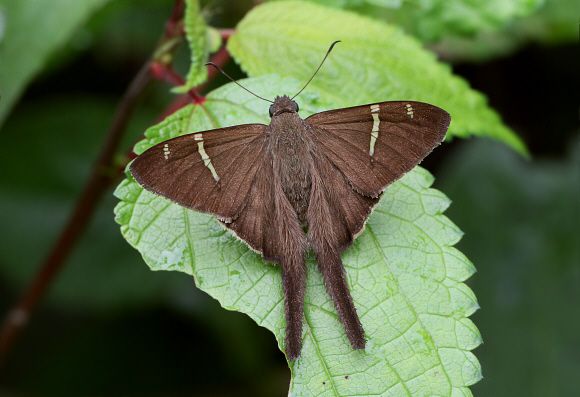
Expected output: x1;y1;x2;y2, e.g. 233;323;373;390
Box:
195;133;220;181
163;143;170;160
370;104;380;113
406;103;414;118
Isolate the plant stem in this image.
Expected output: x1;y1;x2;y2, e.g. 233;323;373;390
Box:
0;0;233;366
0;60;153;366
219;28;236;39
0;0;190;367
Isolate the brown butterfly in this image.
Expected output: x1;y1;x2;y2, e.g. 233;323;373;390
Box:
130;42;450;360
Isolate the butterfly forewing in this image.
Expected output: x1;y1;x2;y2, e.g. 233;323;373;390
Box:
130;124;267;222
307;101;450;198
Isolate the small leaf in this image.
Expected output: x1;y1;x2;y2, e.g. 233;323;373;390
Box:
172;0;209;94
115;76;481;396
365;0;545;42
274;0;545;41
228;0;528;156
206;26;223;53
431;0;580;62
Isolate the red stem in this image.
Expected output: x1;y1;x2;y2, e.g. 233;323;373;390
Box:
0;61;153;366
0;0;232;366
0;0;188;367
219;29;236;39
165;0;185;37
152;43;232;120
150;61;204;104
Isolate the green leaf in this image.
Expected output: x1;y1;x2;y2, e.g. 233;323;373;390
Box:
267;0;544;41
228;1;528;156
364;0;402;7
206;26;223;53
530;0;580;44
368;0;545;42
269;0;365;7
115;75;481;396
0;0;111;128
430;0;580;62
172;0;209;94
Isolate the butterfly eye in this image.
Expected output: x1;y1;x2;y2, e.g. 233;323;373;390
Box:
269;105;275;118
294;102;299;112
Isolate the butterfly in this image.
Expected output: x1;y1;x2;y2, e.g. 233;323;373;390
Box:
130;42;451;360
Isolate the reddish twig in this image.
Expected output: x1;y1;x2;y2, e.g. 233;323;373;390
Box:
165;0;185;37
0;0;234;366
152;43;232;120
150;61;204;104
0;0;188;366
0;60;153;366
218;29;236;40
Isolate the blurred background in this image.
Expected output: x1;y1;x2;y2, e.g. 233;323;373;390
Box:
0;1;578;396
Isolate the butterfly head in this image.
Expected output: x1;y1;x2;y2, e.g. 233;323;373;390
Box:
269;95;299;118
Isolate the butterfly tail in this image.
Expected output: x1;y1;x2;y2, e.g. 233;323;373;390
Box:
268;173;309;360
314;249;366;350
307;162;367;351
280;255;307;360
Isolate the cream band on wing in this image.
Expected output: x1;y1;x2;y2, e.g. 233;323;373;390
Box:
194;133;220;181
369;105;380;156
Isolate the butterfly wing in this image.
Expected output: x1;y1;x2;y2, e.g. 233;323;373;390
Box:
303;102;450;345
306;101;450;198
306;149;379;350
223;148;309;360
219;143;277;257
130;124;267;223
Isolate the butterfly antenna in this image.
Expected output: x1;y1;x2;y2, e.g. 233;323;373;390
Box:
205;62;274;103
291;40;341;100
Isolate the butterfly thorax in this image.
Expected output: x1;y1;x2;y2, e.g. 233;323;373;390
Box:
268;104;313;227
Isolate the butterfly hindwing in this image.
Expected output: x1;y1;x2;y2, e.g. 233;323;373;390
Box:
221;145;276;257
308;148;379;251
306;101;450;198
306;149;379;349
223;147;308;360
130;124;267;222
